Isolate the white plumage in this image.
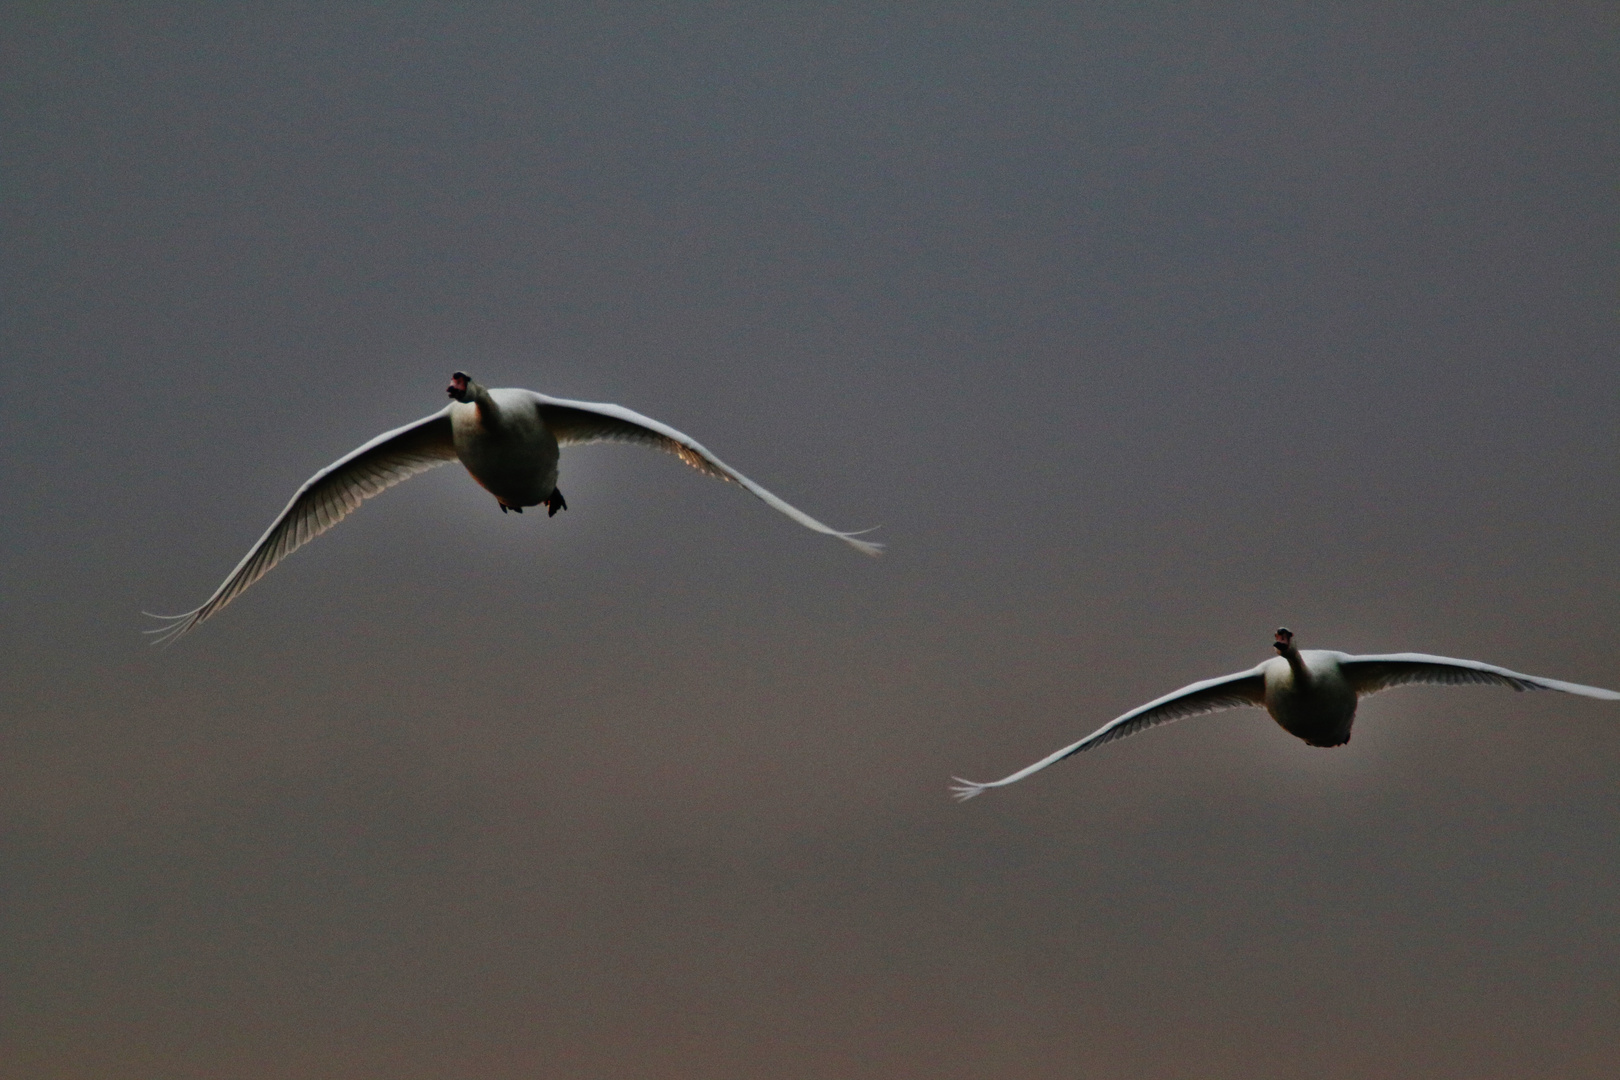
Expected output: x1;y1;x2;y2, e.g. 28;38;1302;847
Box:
950;628;1619;800
147;373;881;643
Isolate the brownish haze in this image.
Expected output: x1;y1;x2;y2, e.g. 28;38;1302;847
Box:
3;4;1618;1078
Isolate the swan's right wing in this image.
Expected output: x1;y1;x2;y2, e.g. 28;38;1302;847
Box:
533;393;883;555
145;407;458;644
950;665;1268;800
1342;653;1620;700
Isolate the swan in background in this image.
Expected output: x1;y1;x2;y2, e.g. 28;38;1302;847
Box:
147;372;882;643
951;628;1619;800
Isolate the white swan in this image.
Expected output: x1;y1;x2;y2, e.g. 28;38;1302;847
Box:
950;628;1620;800
147;372;882;643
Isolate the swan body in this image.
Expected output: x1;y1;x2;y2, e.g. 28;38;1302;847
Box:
147;372;881;643
449;387;561;510
1262;645;1357;747
950;628;1620;800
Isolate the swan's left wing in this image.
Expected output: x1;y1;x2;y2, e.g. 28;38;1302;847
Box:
950;665;1268;801
1342;654;1620;699
533;393;882;555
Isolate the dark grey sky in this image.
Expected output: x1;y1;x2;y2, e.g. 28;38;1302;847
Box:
3;3;1618;1077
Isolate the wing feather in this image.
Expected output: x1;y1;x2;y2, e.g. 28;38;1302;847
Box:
950;666;1268;800
534;393;882;555
145;408;458;643
1343;653;1620;700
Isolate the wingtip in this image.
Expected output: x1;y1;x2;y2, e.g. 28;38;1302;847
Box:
838;526;885;556
141;610;201;648
949;777;988;802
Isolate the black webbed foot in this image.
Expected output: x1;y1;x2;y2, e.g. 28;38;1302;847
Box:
545;488;568;517
500;503;523;514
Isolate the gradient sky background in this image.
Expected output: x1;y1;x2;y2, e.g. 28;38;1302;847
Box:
3;3;1618;1077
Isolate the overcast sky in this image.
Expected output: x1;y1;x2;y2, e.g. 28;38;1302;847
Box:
3;3;1618;1077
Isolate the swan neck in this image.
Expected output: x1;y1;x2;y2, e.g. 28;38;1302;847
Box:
472;385;501;428
1281;646;1309;682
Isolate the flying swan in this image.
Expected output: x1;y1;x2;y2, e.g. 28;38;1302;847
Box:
950;628;1619;800
148;372;882;643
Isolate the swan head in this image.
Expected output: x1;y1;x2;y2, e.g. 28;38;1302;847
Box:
1273;627;1295;654
447;371;478;402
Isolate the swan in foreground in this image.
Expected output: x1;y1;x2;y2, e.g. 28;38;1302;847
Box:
147;372;882;643
950;628;1619;800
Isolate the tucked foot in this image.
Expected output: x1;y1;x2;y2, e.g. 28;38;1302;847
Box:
499;502;523;514
545;488;568;517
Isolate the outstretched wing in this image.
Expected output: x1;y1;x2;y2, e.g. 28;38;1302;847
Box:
534;393;883;555
1343;653;1620;700
950;666;1268;801
146;408;458;643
